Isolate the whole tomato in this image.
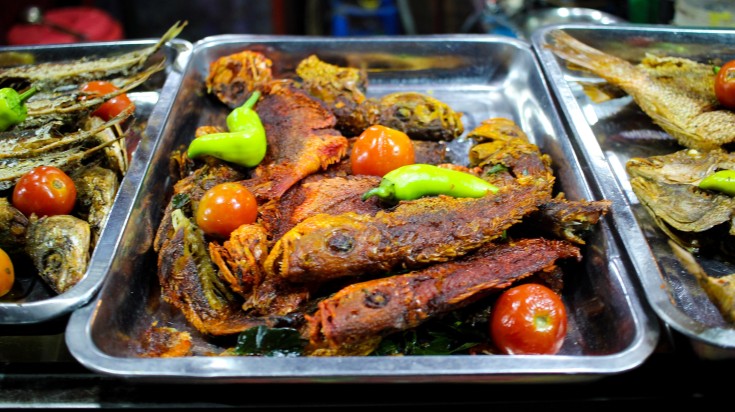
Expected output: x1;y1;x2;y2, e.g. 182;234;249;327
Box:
12;166;77;217
489;283;568;355
0;247;14;298
80;81;135;121
715;60;735;109
350;124;415;177
195;182;258;239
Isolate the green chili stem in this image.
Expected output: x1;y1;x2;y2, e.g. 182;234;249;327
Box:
362;185;392;201
18;86;37;103
243;90;261;110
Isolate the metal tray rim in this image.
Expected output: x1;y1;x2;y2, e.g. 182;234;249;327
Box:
66;297;657;382
65;34;658;381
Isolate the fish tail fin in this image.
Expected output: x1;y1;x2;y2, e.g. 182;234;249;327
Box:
546;30;638;85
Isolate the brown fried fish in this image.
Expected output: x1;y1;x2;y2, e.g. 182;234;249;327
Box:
304;238;581;356
265;180;552;284
547;30;735;150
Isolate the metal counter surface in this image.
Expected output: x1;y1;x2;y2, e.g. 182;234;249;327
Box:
0;326;728;408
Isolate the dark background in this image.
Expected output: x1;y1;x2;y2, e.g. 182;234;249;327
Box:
0;0;676;45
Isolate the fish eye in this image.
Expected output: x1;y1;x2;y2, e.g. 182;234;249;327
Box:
364;291;389;308
327;230;354;254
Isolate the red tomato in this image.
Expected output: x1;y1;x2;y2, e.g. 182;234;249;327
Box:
0;247;14;298
715;60;735;109
490;283;568;355
12;166;77;217
80;81;135;121
350;125;415;177
195;182;258;239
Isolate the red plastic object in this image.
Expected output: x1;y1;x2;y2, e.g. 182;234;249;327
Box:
7;7;123;45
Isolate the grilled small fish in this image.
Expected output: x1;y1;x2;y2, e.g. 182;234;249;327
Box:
0;107;132;160
0;21;186;90
72;165;119;247
547;30;735;150
0;134;125;191
25;214;91;294
84;116;129;176
0;197;28;255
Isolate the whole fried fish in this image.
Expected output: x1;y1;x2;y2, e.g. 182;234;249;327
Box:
265;180;552;284
297;55;464;141
25;214;91;294
153;159;247;253
247;81;349;201
547;30;735;150
626;148;735;248
304;238;581;356
157;210;267;335
468;117;555;189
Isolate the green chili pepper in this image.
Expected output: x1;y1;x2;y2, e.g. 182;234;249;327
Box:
698;169;735;196
0;86;37;132
362;163;499;203
187;90;266;167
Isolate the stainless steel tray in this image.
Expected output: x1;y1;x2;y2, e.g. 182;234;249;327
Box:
0;38;192;324
65;34;658;382
532;23;735;359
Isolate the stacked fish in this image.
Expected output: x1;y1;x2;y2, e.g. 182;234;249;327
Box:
547;30;735;324
0;22;185;295
145;51;611;357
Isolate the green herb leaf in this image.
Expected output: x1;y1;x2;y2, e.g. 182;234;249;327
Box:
485;164;508;175
234;326;306;357
172;193;191;210
372;309;489;356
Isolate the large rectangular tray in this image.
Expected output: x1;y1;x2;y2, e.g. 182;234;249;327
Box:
0;38;192;325
532;23;735;359
65;34;658;382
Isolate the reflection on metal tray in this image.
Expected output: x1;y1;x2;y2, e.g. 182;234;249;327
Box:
0;38;192;325
532;23;735;359
65;34;657;382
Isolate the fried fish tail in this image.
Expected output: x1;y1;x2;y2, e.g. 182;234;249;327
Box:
547;30;735;150
157;210;264;335
304;238;582;356
530;195;612;245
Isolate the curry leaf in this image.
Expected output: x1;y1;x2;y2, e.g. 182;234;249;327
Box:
234;326;306;357
171;193;191;210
